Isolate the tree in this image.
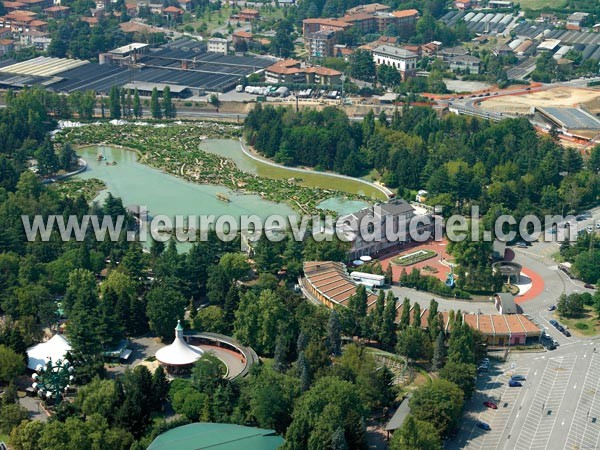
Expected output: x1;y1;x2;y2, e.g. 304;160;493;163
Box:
152;365;169;409
396;326;431;363
109;85;122;119
10;420;45;450
75;377;120;418
0;403;29;434
270;19;294;58
34;138;59;176
350;50;376;82
133;88;142;118
150;87;162;119
0;345;25;382
193;305;228;334
440;361;477;399
380;292;397;349
326;309;342;355
246;366;301;434
347;284;368;336
410;379;464;437
145;285;187;340
390;415;443;450
162;86;175;118
59;143;76;171
284;376;366;450
432;331;446;370
209;94;221;108
399;297;411;330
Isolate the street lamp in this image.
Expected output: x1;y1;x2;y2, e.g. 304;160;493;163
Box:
32;358;74;406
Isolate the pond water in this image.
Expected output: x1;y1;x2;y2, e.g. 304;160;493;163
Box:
77;145;296;220
199;139;385;202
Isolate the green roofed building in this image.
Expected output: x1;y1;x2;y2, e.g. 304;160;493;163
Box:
147;423;285;450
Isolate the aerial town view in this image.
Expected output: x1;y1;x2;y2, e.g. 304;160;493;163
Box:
0;0;600;448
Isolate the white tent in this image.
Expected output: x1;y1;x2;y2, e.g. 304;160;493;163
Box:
26;334;72;371
155;321;204;366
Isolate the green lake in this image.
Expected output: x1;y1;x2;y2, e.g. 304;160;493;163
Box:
199;139;386;201
77;140;375;218
77;145;296;220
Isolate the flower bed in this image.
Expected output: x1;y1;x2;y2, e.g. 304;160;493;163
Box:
391;249;437;266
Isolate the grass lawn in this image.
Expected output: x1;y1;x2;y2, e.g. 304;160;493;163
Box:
0;433;9;444
558;305;600;337
516;0;566;10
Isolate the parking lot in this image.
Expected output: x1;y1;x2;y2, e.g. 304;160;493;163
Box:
464;368;531;450
451;342;600;450
512;354;577;450
564;352;600;450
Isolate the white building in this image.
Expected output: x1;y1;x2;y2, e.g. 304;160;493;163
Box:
207;37;228;55
372;45;418;80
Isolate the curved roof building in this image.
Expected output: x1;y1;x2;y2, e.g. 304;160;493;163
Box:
147;423;284;450
155;321;204;371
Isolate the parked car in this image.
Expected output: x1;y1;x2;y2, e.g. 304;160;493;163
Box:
563;329;571;337
549;319;558;327
548;305;556;311
557;325;565;333
477;365;489;373
546;343;557;350
509;380;522;387
511;375;526;381
483;401;498;409
584;283;595;289
516;241;528;248
477;421;491;431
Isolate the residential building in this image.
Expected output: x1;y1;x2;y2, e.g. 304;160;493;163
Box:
3;2;26;12
566;12;589;31
264;59;342;85
302;18;352;35
305;66;342;85
232;30;252;46
594;24;600;33
80;16;98;26
43;5;70;18
0;39;14;56
391;8;419;27
305;30;336;58
207;37;228;55
340;13;376;34
178;0;191;11
438;45;468;59
454;0;472;10
372;45;418;80
239;8;259;22
162;5;183;21
346;3;390;15
487;0;513;7
125;4;138;18
448;55;481;74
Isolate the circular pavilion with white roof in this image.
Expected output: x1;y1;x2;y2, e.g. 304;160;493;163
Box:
155;320;204;374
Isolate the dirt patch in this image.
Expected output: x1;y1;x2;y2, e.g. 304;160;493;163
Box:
479;86;600;115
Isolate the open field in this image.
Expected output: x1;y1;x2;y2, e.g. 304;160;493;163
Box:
480;86;600;115
558;305;600;337
515;0;566;10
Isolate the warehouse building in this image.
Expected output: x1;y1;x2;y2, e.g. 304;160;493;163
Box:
0;38;274;93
